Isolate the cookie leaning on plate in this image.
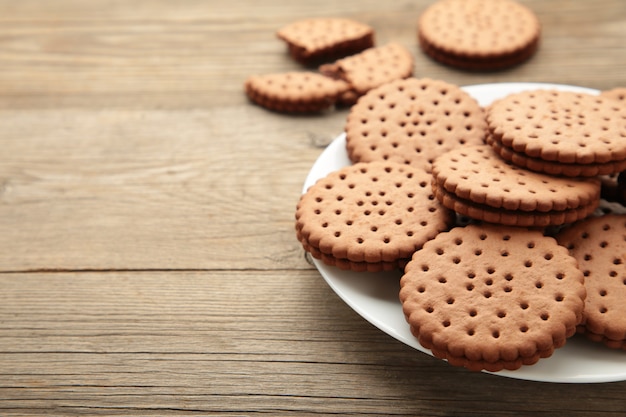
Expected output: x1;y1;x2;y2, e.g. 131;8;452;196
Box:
556;214;626;350
418;0;540;71
431;145;601;227
400;223;586;372
345;78;487;172
486;89;626;176
320;42;414;105
295;161;455;272
277;18;374;66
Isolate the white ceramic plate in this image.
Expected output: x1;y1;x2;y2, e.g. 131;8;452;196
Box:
302;82;626;383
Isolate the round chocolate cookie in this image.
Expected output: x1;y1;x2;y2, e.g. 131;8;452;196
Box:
295;161;455;272
487;89;626;175
345;78;487;172
245;72;349;113
556;214;626;350
418;0;540;70
400;223;586;371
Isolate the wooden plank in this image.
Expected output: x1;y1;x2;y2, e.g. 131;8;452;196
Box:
0;105;349;271
1;271;625;416
0;0;625;415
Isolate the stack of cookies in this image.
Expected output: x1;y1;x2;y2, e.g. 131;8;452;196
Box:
296;76;626;371
431;87;626;228
417;0;541;71
242;0;624;374
486;90;626;177
431;144;601;227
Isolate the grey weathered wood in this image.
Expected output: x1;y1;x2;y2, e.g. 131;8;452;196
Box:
1;0;625;415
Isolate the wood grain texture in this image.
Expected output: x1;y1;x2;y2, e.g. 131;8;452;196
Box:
0;106;335;271
2;271;626;416
0;0;625;415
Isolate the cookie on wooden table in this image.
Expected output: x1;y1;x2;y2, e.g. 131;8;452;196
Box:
556;214;626;350
277;18;374;66
320;42;414;105
418;0;540;71
400;223;586;371
431;145;601;227
245;72;349;113
486;89;626;176
295;161;455;272
345;78;487;172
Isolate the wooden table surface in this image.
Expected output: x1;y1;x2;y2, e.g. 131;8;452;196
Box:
1;0;625;415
